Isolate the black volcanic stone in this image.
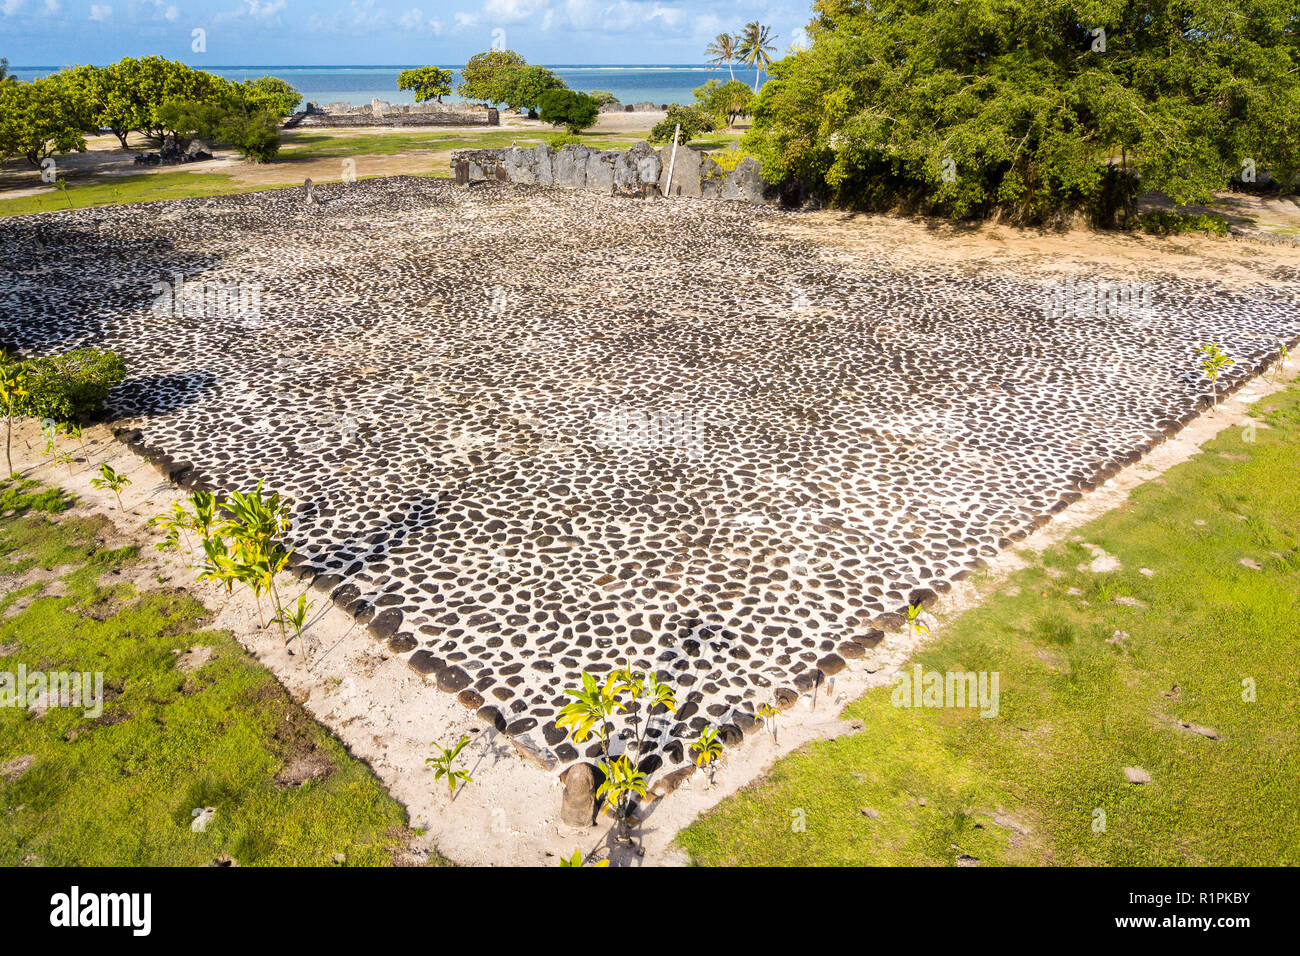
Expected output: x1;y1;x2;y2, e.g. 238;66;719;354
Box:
476;706;507;731
387;634;418;653
407;650;443;677
437;666;472;693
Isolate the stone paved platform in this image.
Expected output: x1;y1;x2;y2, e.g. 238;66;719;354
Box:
3;177;1297;772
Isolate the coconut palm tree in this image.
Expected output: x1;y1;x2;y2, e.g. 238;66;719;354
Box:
737;21;777;92
705;33;740;81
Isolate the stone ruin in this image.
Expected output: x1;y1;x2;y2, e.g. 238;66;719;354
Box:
450;141;775;203
133;136;213;166
291;100;500;129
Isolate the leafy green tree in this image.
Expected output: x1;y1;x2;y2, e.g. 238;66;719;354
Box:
737;21;778;92
0;58;13;83
61;63;137;150
218;109;282;163
695;78;755;128
230;76;301;117
109;57;228;148
537;89;600;134
503;64;567;117
397;66;454;104
648;103;717;145
156;99;227;144
588;90;620;109
0;74;95;168
706;33;741;82
745;0;1300;224
457;49;527;105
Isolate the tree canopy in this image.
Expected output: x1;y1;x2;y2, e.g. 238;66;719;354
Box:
503;64;568;115
0;74;95;168
398;66;454;104
457;49;527;105
1;58;299;170
537;89;600;134
744;0;1300;224
695;78;755;129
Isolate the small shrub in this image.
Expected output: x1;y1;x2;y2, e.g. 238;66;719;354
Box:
648;105;716;145
537;89;600;134
220;111;282;163
1135;211;1230;236
710;147;755;172
547;132;585;149
11;347;126;423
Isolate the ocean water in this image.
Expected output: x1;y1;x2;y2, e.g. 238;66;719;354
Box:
9;64;756;109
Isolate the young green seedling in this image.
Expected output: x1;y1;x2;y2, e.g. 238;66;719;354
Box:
273;592;313;656
90;462;131;509
907;602;931;638
691;726;725;786
1196;341;1234;405
597;753;649;842
756;702;779;744
426;735;474;799
0;364;28;478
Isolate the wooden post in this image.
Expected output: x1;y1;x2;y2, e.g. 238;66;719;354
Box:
664;123;681;198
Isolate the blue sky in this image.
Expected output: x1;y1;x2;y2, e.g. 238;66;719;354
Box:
2;0;813;65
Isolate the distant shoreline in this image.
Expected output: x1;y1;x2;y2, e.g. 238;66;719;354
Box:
7;63;754;111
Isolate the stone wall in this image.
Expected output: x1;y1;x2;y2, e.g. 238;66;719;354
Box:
450;141;774;203
293;109;498;128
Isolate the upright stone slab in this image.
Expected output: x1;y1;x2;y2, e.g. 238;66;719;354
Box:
504;147;535;184
532;145;555;185
659;143;703;198
559;763;596;827
585;151;616;194
613;141;662;197
698;156;725;199
721;157;772;203
553;145;593;189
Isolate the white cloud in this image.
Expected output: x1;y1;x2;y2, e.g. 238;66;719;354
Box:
455;0;695;36
89;3;111;19
165;3;178;19
481;0;546;24
241;0;285;16
44;0;61;12
397;7;442;33
1;0;23;16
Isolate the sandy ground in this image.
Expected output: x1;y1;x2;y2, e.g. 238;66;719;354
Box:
9;353;1294;866
775;207;1300;284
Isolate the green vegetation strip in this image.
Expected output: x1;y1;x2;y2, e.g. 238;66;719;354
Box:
0;172;286;218
679;383;1300;866
0;478;441;866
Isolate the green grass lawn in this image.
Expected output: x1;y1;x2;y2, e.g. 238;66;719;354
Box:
678;381;1300;867
0;127;726;218
0;478;442;866
0;172;292;218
